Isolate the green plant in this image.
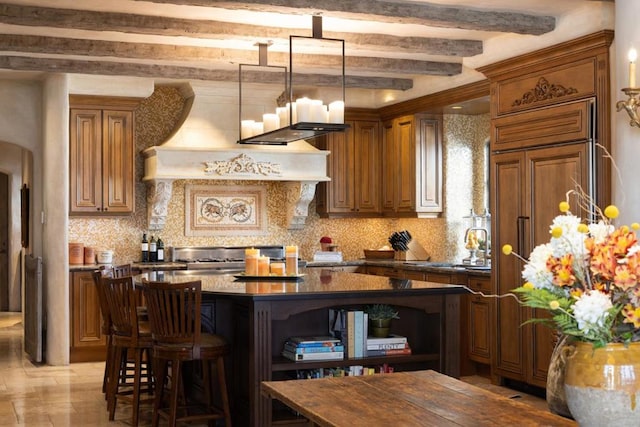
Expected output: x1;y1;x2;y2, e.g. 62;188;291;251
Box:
364;304;399;321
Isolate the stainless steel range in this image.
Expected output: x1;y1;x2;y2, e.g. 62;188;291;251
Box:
171;245;303;274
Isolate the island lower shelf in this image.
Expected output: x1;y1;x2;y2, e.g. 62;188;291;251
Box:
272;353;440;372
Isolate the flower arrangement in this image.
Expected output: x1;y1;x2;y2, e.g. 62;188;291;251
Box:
503;195;640;348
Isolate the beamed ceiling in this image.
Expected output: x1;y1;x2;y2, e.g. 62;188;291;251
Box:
0;0;614;107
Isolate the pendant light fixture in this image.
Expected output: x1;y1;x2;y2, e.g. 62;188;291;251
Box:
238;16;349;145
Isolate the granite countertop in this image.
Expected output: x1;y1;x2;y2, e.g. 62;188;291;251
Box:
305;259;491;276
69;262;188;272
133;269;468;299
70;259;490;276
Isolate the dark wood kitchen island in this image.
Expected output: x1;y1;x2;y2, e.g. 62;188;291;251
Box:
135;269;467;426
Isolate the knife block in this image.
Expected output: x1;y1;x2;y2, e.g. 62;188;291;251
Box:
394;240;430;261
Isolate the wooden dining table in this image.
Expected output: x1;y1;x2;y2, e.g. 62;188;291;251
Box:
261;370;576;426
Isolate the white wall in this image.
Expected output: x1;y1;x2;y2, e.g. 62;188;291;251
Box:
0;80;42;314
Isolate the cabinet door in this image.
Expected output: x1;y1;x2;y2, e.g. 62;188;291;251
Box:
395;116;416;213
70;109;102;212
525;142;589;387
70;271;107;362
468;276;492;364
415;115;443;216
381;116;415;215
102;110;135;213
325;122;355;213
381;120;396;211
493;142;590;387
492;150;526;381
354;121;381;213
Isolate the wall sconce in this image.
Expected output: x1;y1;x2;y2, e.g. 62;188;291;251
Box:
617;48;640;128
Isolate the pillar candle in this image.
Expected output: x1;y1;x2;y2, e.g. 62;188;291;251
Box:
310;99;326;123
277;107;289;127
258;256;270;276
241;120;255;139
630;48;638;88
245;248;259;275
263;113;280;132
252;121;264;136
270;262;285;276
328;101;345;123
296;97;311;122
285;245;298;276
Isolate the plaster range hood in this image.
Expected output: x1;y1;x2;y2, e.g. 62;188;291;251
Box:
142;82;330;231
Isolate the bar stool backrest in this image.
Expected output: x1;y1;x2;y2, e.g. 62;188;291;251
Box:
143;280;203;359
102;276;140;341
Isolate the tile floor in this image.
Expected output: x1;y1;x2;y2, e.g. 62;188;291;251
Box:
0;311;552;426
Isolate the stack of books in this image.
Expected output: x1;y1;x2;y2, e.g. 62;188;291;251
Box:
366;334;412;357
328;309;368;358
282;336;345;362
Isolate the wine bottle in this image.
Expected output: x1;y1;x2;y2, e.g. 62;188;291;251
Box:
149;235;157;262
141;233;149;263
157;238;165;262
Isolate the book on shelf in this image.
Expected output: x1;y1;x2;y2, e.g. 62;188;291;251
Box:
288;336;342;347
282;350;344;362
366;334;408;346
283;342;345;354
367;342;408;351
343;309;368;359
366;346;412;357
347;310;356;358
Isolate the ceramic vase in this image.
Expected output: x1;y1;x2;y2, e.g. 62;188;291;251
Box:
546;335;573;419
564;341;640;426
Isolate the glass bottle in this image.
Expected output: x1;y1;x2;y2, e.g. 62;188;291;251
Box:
141;233;149;263
157;238;164;262
149;235;157;262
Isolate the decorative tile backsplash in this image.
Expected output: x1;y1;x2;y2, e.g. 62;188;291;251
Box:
69;86;490;264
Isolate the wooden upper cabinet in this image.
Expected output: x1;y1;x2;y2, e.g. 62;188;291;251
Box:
492;99;592;152
316;117;381;217
382;114;442;217
70;96;138;215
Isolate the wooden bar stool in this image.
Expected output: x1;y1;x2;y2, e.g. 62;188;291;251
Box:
101;275;154;426
93;264;135;398
142;280;232;427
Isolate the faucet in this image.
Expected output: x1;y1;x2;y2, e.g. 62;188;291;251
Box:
464;227;489;265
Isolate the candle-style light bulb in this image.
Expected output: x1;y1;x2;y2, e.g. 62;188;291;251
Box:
629;48;637;88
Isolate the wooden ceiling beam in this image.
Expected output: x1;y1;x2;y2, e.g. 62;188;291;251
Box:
0;3;482;57
0;55;413;90
0;34;461;76
142;0;556;35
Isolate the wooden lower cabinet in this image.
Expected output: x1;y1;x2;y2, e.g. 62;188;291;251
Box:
365;265;424;280
70;271;107;363
467;275;492;365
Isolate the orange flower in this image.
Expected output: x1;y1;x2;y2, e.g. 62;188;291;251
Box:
622;304;640;328
613;265;638;290
610;228;637;257
547;254;576;287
